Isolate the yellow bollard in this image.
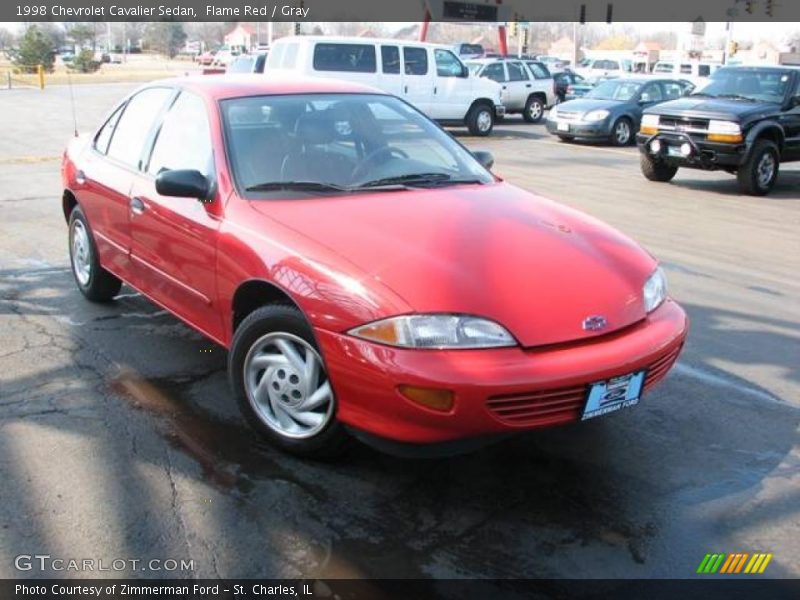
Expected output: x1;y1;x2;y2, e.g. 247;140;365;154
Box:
37;64;44;90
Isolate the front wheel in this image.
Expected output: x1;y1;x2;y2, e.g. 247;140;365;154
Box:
640;153;678;182
466;103;494;136
522;96;545;123
737;139;780;196
229;304;349;458
68;205;122;302
610;117;633;146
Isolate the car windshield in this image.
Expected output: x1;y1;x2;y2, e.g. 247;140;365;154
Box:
459;44;483;55
221;93;494;195
227;56;256;73
586;80;642;101
692;68;793;103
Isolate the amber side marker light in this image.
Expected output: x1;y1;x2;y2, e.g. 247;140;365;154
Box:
640;125;658;135
707;133;743;143
398;385;455;412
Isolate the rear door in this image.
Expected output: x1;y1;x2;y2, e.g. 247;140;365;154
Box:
78;87;174;280
479;62;509;107
129;91;224;341
401;46;433;114
505;61;531;111
378;45;403;96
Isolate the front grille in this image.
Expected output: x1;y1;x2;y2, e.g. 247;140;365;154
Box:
485;343;683;427
556;111;582;122
658;116;709;133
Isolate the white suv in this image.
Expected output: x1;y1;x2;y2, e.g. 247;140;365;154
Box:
266;36;505;136
467;58;555;123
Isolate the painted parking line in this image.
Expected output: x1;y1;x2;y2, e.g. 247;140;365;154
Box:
0;155;60;165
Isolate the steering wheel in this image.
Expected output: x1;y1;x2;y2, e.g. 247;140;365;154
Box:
350;146;409;182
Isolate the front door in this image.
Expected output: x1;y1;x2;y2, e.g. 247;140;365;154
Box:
129;91;224;342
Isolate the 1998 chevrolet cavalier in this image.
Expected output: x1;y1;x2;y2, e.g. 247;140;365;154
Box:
61;77;688;457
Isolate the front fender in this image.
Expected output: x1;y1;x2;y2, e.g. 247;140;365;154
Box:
742;121;785;163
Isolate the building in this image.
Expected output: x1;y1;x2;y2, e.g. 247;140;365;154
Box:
633;42;661;72
224;24;256;49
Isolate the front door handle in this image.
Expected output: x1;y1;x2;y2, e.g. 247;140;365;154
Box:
404;85;408;94
130;197;145;216
526;83;532;88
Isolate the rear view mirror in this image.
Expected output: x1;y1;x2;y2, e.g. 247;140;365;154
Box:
472;150;494;170
155;169;211;200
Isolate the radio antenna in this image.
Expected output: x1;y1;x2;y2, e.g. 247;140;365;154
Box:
66;70;78;137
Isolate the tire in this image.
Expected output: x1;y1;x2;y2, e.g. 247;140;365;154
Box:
610;117;633;146
557;134;574;142
737;139;780;196
229;304;349;458
523;96;545;124
640;153;678;182
466;103;494;136
68;205;122;302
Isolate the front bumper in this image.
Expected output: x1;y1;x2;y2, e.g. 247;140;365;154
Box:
636;132;746;169
494;103;506;118
546;117;611;139
317;300;688;446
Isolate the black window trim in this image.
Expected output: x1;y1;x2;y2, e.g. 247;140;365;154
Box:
312;42;377;74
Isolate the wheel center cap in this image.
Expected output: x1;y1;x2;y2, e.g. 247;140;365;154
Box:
268;367;305;407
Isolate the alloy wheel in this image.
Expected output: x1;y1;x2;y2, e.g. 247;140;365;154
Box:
70;220;92;286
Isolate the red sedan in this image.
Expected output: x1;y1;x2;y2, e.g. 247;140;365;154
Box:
61;77;687;457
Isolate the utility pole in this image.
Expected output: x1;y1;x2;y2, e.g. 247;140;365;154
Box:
573;22;579;68
723;21;733;65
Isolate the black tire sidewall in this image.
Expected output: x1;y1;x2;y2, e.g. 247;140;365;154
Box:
740;141;779;195
228;304;348;457
468;104;494;136
523;97;544;123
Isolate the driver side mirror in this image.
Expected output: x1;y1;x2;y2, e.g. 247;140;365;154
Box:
639;93;651;104
472;150;494;170
791;95;800;108
155;169;211;201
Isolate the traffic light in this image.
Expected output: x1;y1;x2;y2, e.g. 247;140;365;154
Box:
744;0;754;14
509;21;519;38
729;41;739;56
765;0;774;16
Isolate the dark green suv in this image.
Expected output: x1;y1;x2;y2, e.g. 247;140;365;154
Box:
636;66;800;196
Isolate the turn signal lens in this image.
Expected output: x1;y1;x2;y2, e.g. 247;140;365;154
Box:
640;114;659;135
707;133;743;143
640;125;658;135
398;385;454;412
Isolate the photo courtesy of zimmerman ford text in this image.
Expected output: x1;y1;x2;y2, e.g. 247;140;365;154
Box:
0;0;798;598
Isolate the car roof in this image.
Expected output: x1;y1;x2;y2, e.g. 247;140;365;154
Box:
718;64;800;71
271;35;452;50
148;75;387;101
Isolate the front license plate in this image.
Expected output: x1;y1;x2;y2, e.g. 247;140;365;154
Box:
557;121;570;132
581;371;645;421
666;145;683;157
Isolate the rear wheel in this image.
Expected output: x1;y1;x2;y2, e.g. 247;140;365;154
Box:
466;103;494;136
522;96;545;123
737;139;779;196
68;205;122;302
229;304;349;458
640;153;678;182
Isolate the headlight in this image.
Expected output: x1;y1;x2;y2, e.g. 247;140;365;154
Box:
643;267;667;313
583;109;609;122
348;314;517;349
640;114;659;135
707;120;742;143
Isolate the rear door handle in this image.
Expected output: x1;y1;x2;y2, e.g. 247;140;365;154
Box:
404;85;408;94
526;83;532;88
130;197;145;215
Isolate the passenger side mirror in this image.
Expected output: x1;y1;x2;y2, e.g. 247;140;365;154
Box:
472;150;494;170
155;169;211;200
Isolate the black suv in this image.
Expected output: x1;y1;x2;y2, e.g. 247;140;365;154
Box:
636;66;800;195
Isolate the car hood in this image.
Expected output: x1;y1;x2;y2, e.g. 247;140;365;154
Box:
250;183;656;347
644;96;778;121
556;98;623;114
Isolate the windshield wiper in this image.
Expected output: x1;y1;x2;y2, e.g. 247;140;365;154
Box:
689;92;716;98
355;173;484;189
245;181;348;193
717;94;758;102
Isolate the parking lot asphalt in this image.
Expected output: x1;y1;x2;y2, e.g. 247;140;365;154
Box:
0;83;798;580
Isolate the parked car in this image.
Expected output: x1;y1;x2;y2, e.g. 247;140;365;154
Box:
651;60;722;87
536;55;569;70
195;51;216;66
553;70;586;103
566;75;604;101
575;57;634;80
467;58;554;123
453;42;485;59
266;36;505;136
61;77;687;457
227;51;268;74
547;77;693;145
637;65;800;196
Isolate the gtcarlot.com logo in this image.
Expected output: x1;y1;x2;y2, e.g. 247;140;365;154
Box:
697;552;773;574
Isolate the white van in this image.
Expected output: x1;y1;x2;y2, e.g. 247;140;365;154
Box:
266;36;505;136
651;61;722;87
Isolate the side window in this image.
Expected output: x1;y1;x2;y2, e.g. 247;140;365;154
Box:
434;49;463;77
507;62;528;82
94;104;124;155
607;60;620;71
106;87;174;168
403;47;428;76
147;92;212;177
313;43;376;73
482;63;506;83
698;65;710;77
527;62;550;79
680;64;692;74
641;83;663;102
381;46;400;74
663;82;685;100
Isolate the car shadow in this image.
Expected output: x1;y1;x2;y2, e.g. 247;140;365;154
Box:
669;169;800;200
